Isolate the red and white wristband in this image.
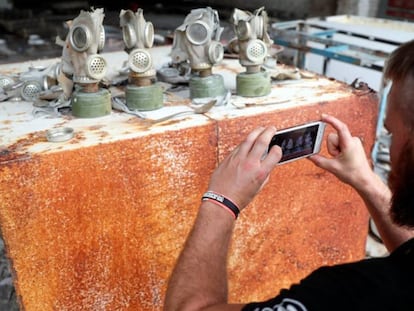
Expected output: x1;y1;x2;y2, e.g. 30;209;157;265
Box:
201;191;240;219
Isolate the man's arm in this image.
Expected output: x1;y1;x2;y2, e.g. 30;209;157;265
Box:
164;201;243;311
164;127;282;311
309;114;414;252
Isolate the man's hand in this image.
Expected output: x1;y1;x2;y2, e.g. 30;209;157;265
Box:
309;114;373;190
207;126;282;211
309;114;414;252
165;127;282;311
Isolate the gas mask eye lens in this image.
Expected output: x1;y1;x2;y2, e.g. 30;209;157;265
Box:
144;22;154;48
186;21;210;45
98;25;106;51
70;25;92;52
122;24;137;49
208;41;224;64
236;20;251;41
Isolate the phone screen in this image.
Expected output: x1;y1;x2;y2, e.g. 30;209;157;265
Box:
268;122;325;164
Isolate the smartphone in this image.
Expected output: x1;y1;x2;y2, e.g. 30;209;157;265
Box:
268;121;326;164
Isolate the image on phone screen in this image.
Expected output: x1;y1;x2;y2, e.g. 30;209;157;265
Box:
268;121;326;164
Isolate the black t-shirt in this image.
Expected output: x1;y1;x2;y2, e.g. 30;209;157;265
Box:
242;238;414;311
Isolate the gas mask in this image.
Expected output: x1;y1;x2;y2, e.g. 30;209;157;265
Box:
231;7;273;73
171;7;224;74
119;9;163;111
61;8;107;85
0;75;20;101
19;64;60;101
120;8;155;79
58;8;111;118
0;64;60;102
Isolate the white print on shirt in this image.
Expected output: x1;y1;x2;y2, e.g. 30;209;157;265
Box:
254;298;308;311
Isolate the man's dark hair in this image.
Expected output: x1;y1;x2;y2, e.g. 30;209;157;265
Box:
384;40;414;129
384;40;414;83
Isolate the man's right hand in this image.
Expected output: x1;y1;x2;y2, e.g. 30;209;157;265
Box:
309;114;374;191
310;114;414;252
207;126;282;212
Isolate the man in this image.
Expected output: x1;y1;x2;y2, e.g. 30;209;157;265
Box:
164;40;414;310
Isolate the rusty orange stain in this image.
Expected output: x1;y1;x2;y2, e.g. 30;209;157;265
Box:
87;125;105;131
0;131;45;162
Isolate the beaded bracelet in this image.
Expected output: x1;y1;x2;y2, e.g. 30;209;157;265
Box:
201;191;240;219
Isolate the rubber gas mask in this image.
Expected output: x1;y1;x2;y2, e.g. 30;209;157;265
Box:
120;8;155;82
59;8;111;118
119;9;163;111
0;64;60;102
171;7;224;75
170;7;226;99
231;7;273;97
231;7;273;73
61;8;107;86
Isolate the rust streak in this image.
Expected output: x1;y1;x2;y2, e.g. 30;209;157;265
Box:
88;125;105;131
0;132;45;163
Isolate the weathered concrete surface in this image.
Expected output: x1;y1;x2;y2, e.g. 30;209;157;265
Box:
0;53;378;309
